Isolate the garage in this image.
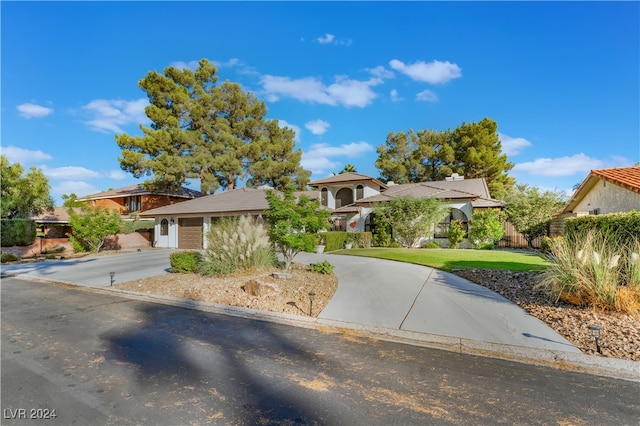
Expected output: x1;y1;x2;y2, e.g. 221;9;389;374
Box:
178;217;203;249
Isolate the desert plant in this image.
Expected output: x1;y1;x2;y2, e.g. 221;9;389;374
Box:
310;260;334;275
447;220;465;249
41;245;66;255
201;215;275;276
536;230;639;316
170;250;203;274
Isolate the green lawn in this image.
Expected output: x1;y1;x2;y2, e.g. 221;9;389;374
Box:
333;248;549;272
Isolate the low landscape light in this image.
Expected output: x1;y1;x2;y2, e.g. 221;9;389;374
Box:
588;324;603;354
109;271;116;286
308;291;316;317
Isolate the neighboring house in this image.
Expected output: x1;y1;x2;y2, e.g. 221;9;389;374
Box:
553;166;640;235
142;172;503;249
31;207;76;238
78;184;201;217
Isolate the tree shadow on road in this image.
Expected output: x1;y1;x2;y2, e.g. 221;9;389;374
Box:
101;302;337;424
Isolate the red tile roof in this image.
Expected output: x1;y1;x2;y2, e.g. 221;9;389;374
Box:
592;167;640;194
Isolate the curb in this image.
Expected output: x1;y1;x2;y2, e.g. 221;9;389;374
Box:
41;278;638;383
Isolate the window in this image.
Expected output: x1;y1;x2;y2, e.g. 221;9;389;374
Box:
125;196;141;212
321;188;328;206
356;185;364;200
435;208;468;238
335;188;353;208
160;219;169;236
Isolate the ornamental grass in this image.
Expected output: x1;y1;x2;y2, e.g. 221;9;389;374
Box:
536;230;640;316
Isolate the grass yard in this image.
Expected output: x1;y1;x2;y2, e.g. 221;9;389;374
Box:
335;248;549;272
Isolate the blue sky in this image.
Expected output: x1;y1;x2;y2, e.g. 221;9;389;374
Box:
2;1;639;204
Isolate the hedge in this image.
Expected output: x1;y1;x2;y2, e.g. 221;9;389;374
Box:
322;231;373;252
1;219;36;247
564;211;640;246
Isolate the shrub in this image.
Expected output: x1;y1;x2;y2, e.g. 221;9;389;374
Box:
201;215;275;276
565;211;640;248
0;219;37;246
170;250;203;274
540;236;563;254
373;218;392;247
323;231;345;252
353;232;372;248
1;252;19;263
468;209;504;249
42;245;66;255
120;220;155;234
45;254;57;260
310;260;334;275
447;220;465;249
422;241;441;249
536;230;640;316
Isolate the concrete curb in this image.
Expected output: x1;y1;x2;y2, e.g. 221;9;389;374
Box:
33;277;638;383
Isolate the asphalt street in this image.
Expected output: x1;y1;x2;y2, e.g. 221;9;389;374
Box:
2;277;639;425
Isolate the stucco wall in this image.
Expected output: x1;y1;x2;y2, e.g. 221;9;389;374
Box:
573;181;640;214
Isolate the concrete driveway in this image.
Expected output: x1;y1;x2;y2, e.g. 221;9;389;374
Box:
0;249;174;287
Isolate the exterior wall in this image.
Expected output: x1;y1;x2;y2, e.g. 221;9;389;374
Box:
2;237;72;258
321;183;383;209
142;194;193;213
572;180;640;214
93;198;125;213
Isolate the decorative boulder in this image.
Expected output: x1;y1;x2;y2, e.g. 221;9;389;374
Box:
242;277;280;296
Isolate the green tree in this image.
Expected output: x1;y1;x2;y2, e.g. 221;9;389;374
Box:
116;58;309;195
246;120;310;190
449;118;514;200
375;130;421;184
504;185;566;248
373;196;449;248
67;205;123;253
375;118;515;199
264;188;330;270
467;209;505;249
1;155;54;219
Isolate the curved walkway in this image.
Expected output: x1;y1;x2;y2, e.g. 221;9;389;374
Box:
295;252;579;353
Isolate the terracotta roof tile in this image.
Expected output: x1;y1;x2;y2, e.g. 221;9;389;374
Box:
592;167;640;193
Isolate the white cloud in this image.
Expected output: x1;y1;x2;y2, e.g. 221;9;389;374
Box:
170;60;200;70
107;170;128;180
513;153;609;177
261;75;381;108
389;59;462;84
277;119;301;143
301;141;373;174
0;146;52;164
83;98;149;133
368;65;394;79
390;89;402;102
17;103;53;119
498;132;532;156
52;181;100;198
305;119;330;136
315;34;352;46
317;33;335;44
416;89;438;102
40;165;102;180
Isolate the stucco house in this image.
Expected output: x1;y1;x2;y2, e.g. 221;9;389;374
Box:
141;172;503;249
552;166;640;235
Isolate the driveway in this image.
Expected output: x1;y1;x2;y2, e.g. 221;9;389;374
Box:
0;249;174;287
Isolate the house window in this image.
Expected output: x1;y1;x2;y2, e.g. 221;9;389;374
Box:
160;219;169;236
356;185;364;200
435;208;468;238
321;188;328;206
125;196;141;212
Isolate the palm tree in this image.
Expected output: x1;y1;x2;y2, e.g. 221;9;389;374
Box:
339;163;357;174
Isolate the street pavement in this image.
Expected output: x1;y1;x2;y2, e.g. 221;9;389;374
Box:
2;277;639;425
2;249;638;381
